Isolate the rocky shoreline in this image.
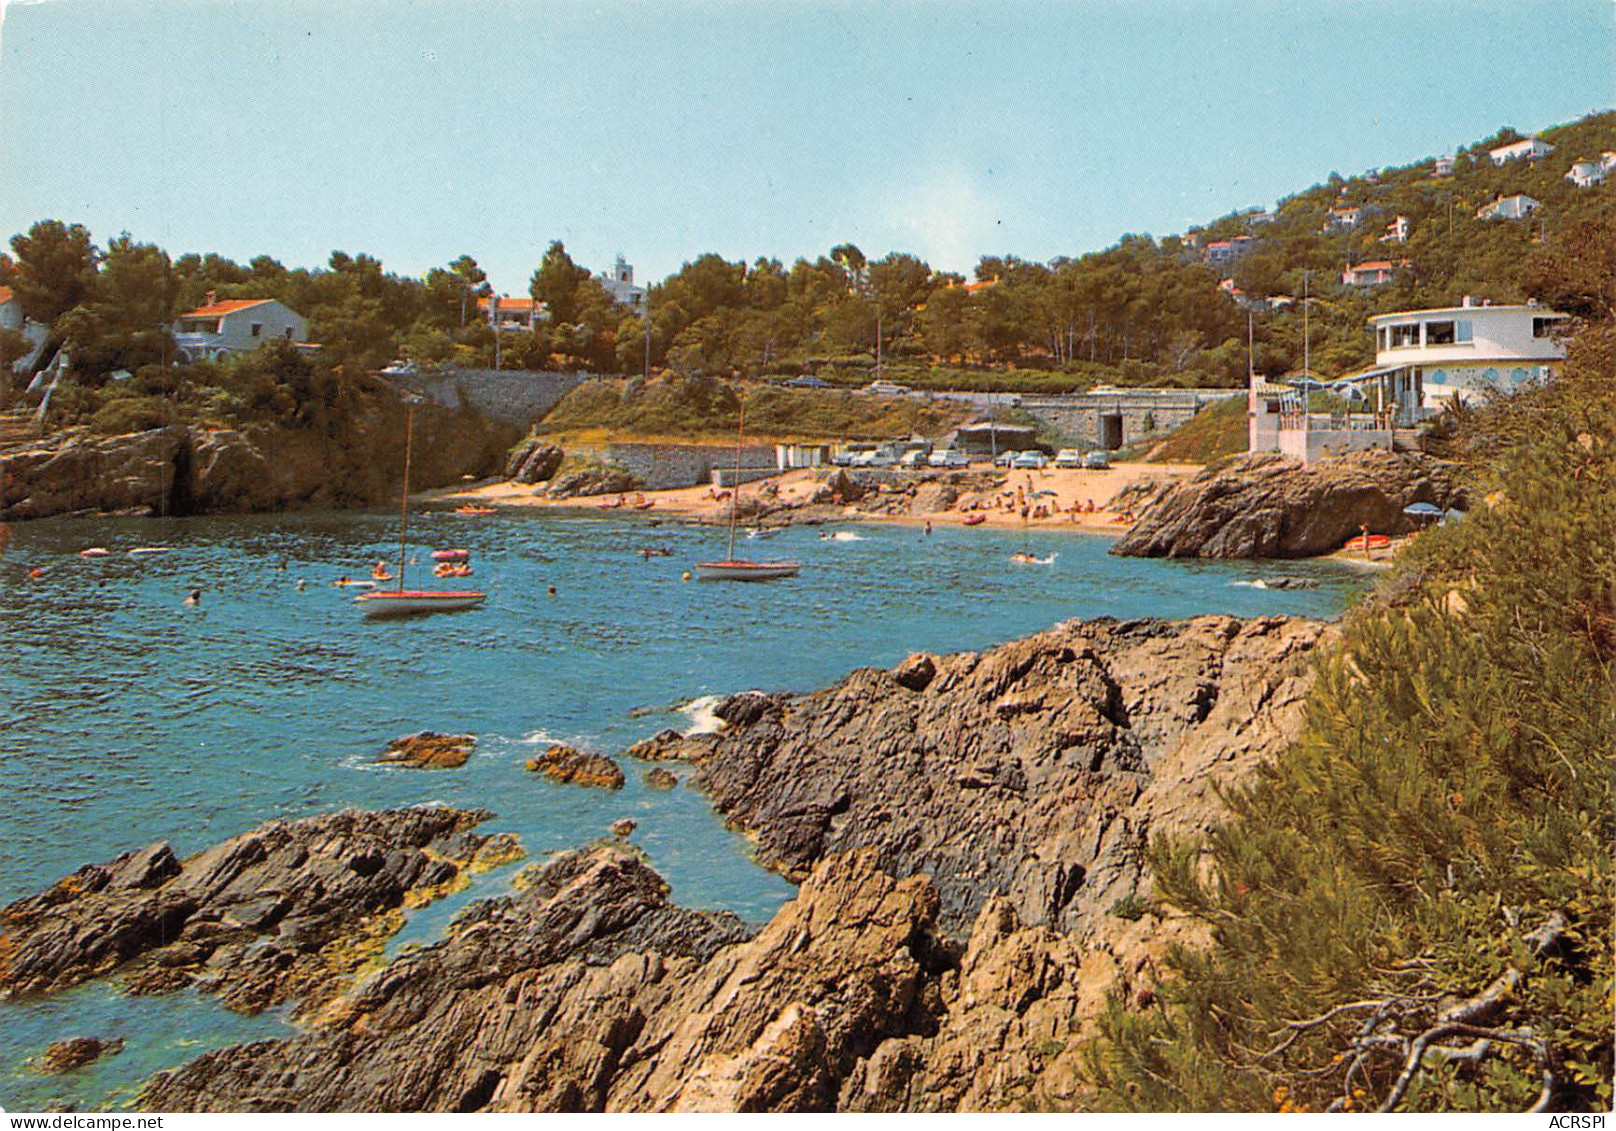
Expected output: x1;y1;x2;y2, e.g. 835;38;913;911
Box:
2;612;1332;1112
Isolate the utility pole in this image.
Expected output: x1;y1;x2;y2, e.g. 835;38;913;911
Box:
491;292;503;370
1302;270;1310;380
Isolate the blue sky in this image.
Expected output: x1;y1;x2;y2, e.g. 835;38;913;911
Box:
1;0;1612;294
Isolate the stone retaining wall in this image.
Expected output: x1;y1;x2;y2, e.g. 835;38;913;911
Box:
391;370;593;427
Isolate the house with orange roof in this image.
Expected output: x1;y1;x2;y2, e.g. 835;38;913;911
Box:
1341;259;1408;287
476;295;547;331
172;292;307;362
0;286;21;333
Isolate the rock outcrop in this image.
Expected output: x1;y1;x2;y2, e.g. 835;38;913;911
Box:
526;745;626;789
1112;450;1464;559
378;731;476;769
0;394;514;522
32;1037;125;1075
545;461;640;499
505;439;565;484
666;614;1331;940
0;807;512;1015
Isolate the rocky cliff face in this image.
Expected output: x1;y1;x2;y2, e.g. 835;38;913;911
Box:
0;400;513;521
1112;450;1465;558
649;615;1329;940
13;614;1332;1111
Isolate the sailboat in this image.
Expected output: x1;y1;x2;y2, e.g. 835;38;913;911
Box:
695;401;800;582
355;401;488;617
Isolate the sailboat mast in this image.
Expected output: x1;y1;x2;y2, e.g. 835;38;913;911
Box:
397;402;415;592
726;398;744;561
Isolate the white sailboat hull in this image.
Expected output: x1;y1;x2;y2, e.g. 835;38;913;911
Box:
695;560;801;582
354;590;487;617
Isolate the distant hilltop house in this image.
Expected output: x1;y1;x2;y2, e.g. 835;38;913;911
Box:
1341;259;1408;288
0;286;50;374
1432;156;1454;177
961;278;999;295
1487;136;1555;165
478;296;546;331
172;294;307;363
1322;205;1365;232
595;255;647;315
1369;297;1567;410
1566;159;1607;188
1475;193;1541;222
1248;297;1569;461
1246;209;1275;227
1203;236;1257;266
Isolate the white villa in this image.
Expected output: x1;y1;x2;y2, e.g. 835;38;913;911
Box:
1382;215;1410;243
1432;156;1454;177
172;295;307;363
1203;236;1257;265
1566;159;1607;188
1368;298;1567;410
1249;298;1569;462
1323;205;1363;232
595;255;647;315
1487;137;1555;165
1476;194;1540;222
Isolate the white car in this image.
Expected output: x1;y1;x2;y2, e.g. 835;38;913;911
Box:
929;450;970;468
1083;450;1111;470
851;449;897;468
1053;449;1083;468
898;449;930;468
1012;451;1050;470
993;450;1021;468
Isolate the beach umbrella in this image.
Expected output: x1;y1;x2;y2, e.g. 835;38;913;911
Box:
1403;502;1443;517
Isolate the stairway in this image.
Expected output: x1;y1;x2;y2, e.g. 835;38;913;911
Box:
0;407;41;446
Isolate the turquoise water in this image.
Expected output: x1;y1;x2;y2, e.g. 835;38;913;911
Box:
0;508;1368;1109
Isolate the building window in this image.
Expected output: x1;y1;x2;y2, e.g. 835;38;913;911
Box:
251;323;263;338
1456;320;1473;343
1532;317;1556;339
1390;324;1420;349
1425;320;1456;345
1377;327;1389;351
284;328;293;340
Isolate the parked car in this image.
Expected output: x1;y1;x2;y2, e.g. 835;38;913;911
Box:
1082;450;1111;470
1053;449;1083;468
993;450;1021;468
1012;451;1050;470
851;449;897;468
929;449;970;468
898;449;930;469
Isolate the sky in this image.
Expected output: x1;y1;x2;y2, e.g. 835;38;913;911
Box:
1;0;1613;295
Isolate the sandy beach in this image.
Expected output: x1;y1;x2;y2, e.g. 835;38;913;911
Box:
423;462;1205;536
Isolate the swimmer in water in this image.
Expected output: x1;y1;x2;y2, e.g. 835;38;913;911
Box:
547;584;558;596
296;579;306;591
184;588;202;606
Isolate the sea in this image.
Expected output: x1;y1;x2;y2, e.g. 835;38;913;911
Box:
0;508;1370;1110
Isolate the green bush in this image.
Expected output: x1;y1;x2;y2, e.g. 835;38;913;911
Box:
1084;323;1615;1113
88;394;174;435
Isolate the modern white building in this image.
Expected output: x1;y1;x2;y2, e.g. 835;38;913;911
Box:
172;295;307;363
1203;235;1257;265
1382;215;1410;243
1323;205;1363;232
1487;137;1555;165
1368;299;1567;409
1476;194;1541;222
595;255;647;315
1432;156;1454;177
1566;159;1607;188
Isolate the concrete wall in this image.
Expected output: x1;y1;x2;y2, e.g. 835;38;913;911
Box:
392;370;591;427
599;442;774;491
1279;428;1394;462
1020;388;1242;449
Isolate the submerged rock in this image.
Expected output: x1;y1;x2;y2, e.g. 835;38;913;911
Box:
378;731;476;769
644;768;679;790
31;1037;125;1075
610;819;638;838
0;807;500;1015
526;745;625;790
1113;450;1464;559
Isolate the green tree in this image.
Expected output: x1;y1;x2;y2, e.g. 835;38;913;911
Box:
9;219;98;323
530;241;591;326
